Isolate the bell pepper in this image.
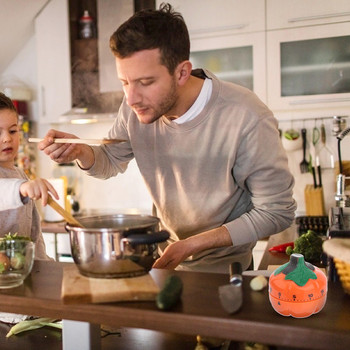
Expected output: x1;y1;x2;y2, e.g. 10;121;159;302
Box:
268;242;294;253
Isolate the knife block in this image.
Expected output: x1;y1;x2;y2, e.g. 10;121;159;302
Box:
304;185;326;216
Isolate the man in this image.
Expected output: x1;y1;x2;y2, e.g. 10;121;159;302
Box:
39;3;296;273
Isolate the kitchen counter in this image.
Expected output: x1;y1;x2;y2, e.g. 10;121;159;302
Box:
0;230;349;350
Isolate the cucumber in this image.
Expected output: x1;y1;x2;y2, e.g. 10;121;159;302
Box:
156;275;183;310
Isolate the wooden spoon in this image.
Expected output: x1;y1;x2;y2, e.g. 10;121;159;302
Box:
47;195;84;227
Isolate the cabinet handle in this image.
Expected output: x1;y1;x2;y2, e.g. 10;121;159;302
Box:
41;86;46;117
289;97;350;105
190;23;248;35
288;12;350;23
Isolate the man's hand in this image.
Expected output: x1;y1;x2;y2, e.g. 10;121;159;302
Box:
37;129;95;169
152;239;193;269
152;226;232;270
20;178;59;206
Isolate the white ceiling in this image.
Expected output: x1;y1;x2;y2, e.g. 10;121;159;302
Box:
0;0;49;73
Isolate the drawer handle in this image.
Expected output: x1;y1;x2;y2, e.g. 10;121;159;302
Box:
288;12;350;23
289;97;350;105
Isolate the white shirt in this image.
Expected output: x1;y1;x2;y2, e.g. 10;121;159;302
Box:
173;78;212;124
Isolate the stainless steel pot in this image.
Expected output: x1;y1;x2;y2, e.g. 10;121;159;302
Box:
65;214;169;278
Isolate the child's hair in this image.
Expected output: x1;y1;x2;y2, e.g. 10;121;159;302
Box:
0;92;17;114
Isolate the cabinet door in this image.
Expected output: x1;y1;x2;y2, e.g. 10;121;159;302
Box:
35;0;72;123
267;0;350;30
157;0;265;38
97;0;133;93
267;22;350;111
191;32;266;103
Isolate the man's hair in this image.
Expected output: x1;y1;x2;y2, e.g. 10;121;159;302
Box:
0;92;17;114
109;2;190;74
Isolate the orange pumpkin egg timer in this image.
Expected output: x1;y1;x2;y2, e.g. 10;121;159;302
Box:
269;253;327;318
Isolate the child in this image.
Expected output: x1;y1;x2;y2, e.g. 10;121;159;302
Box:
0;92;59;260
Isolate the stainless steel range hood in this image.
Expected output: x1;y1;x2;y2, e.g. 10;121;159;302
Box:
58;108;118;125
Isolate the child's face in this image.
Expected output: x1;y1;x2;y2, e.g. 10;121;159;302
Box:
0;109;20;169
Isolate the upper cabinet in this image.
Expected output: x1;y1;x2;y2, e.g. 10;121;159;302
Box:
97;0;133;93
267;21;350;111
160;0;267;102
267;0;350;30
35;0;72;123
190;32;267;103
165;0;265;38
35;0;131;123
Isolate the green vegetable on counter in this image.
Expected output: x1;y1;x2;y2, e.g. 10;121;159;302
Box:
156;275;183;310
6;318;62;337
286;230;323;263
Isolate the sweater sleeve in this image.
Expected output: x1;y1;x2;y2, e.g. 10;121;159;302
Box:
0;178;27;211
223;110;296;246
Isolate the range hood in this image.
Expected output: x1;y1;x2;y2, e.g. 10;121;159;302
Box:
59;89;125;124
58;108;118;125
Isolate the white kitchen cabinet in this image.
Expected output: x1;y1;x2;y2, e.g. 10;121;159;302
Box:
157;0;265;39
97;0;133;93
267;0;350;30
190;32;267;103
35;0;72;123
267;21;350;111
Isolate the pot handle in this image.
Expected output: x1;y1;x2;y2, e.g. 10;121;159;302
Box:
125;230;169;245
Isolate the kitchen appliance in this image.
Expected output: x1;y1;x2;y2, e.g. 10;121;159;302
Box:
218;262;243;314
47;195;83;227
65;214;169;278
43;178;67;222
327;207;350;282
269;253;327;318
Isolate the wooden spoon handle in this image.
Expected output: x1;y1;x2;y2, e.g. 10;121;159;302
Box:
47;195;84;227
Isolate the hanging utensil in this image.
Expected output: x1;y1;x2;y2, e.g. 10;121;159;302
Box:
300;128;309;173
316;122;335;169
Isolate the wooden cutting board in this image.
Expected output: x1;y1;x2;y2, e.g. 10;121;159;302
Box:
61;265;160;304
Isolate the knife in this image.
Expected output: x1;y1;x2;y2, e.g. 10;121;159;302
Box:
311;166;317;188
218;262;243;314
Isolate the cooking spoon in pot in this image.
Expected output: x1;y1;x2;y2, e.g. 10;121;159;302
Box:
46;195;84;227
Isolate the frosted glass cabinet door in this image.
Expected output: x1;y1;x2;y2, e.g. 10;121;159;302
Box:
191;46;253;91
191;32;266;103
281;36;350;97
267;22;350;110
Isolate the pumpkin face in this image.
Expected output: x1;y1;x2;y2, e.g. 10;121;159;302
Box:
269;253;327;318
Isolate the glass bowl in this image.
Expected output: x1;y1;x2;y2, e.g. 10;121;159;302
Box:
0;239;35;289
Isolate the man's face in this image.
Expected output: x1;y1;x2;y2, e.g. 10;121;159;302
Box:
116;49;178;124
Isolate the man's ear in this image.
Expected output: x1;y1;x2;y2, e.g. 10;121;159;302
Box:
176;60;192;86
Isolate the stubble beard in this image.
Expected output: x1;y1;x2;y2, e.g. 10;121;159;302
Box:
137;77;178;124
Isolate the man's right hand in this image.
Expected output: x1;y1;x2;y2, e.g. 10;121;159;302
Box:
38;129;95;169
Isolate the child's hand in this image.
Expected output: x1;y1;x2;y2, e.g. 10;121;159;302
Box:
19;179;59;206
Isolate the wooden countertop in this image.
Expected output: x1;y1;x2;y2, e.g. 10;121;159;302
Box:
0;251;349;350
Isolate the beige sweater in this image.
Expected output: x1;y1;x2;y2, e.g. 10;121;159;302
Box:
0;167;49;260
86;69;296;273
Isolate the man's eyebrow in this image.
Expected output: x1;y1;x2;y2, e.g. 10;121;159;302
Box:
120;76;155;82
